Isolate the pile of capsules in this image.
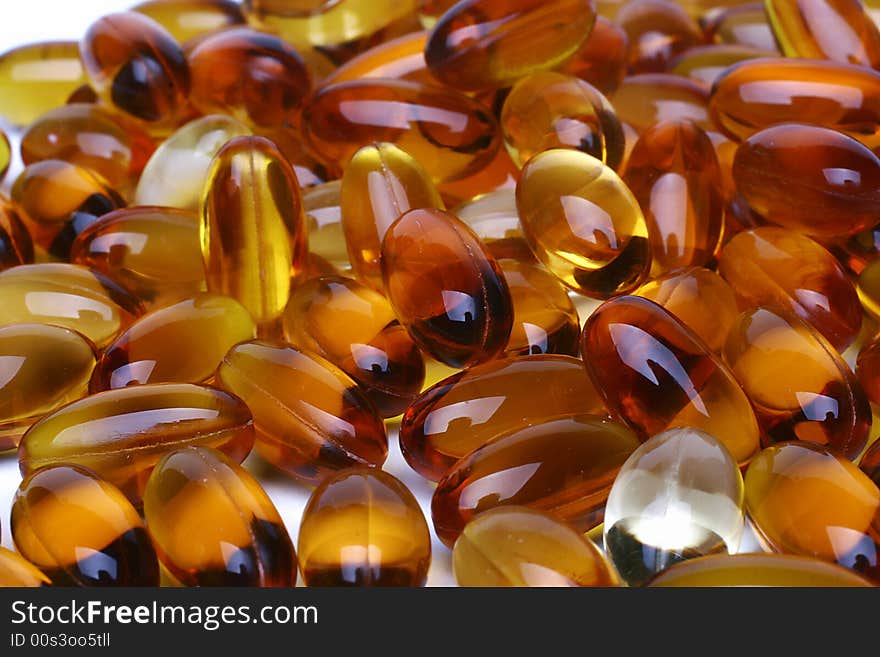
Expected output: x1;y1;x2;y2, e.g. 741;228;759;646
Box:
0;0;879;588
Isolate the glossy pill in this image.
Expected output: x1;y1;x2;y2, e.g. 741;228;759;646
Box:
610;74;711;135
603;428;745;586
453;506;620;587
718;227;862;352
340;142;444;290
425;0;597;91
201;135;307;326
18;383;255;503
516;149;651;298
582;295;761;463
381;208;513;368
11;465;159;586
217;341;387;484
860;439;880;486
91;293;256;391
303;79;500;184
858;257;880;321
145;447;297;586
0;324;96;452
558;15;629;94
282;276;425;418
745;441;880;583
0;201;33;272
0;547;50;587
324;30;432;85
298;468;430;586
303;181;349;273
670;44;774;88
400;354;607;482
704;2;779;51
616;0;702;73
856;334;880;405
132;0;246;43
0;130;9;182
432;414;640;547
453;189;533;263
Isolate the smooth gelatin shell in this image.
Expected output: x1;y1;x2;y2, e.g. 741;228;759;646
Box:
18;383;255;503
0;547;50;587
858;257;880;321
216;341;388;484
11;465;159;586
516;149;651;298
303;181;348;272
603;427;745;587
617;0;702;73
558;15;629;94
323;30;432;85
610;74;711;135
670;44;775;88
856;336;880;406
425;0;597;91
581;295;761;464
453;506;620;587
0;202;33;271
144;447;297;587
132;0;246;43
860;440;880;486
298;468;431;586
453;189;533;263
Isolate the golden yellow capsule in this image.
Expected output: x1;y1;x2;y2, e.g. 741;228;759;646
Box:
132;0;246;44
857;257;880;321
453;189;534;263
0;547;51;587
303;181;351;274
201;135;307;326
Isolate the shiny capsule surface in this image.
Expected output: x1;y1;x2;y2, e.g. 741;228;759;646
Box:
582;295;761;464
501;72;625;169
298;468;430;586
381;208;513;368
217;341;387;484
282;276;425;418
858;257;880;321
0;41;87;126
634;267;739;352
861;440;880;486
145;447;297;586
516;149;651;298
302;79;500;183
670;44;774;88
617;0;702;73
132;0;246;43
80;12;191;126
201;136;307;325
0;324;96;451
425;0;597;91
453;189;533;263
0;547;50;587
19;383;255;503
733;124;880;237
0;201;33;272
71;206;206;310
92;293;256;391
303;181;349;272
0;130;9;181
400;355;608;482
432;414;640;547
647;553;875;586
745;441;880;583
341;143;444;290
453;506;620;587
724;307;871;460
11;465;159;586
558;16;628;94
624;120;724;275
856;334;880;405
323;30;432;85
610;74;711;135
603;428;745;586
718;227;862;352
704;3;779;51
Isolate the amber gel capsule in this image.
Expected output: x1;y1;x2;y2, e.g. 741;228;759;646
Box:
298;468;431;586
860;440;880;486
145;447;297;586
856;334;880;406
0;547;51;587
12;465;159;586
381;208;513;368
0;200;33;271
201;135;307;326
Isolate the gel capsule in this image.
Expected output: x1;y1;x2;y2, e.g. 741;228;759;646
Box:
381;208;513;368
744;441;880;583
132;0;246;43
624;120;724;275
634;267;739;352
91;293;257;392
80;12;191;127
71;206;206;309
558;16;629;94
670;44;774;88
145;447;297;586
341;143;444;290
432;414;640;547
724;307;871;460
0;41;87;126
0;324;96;451
617;0;702;73
217;341;388;483
453;506;620;587
11;465;159;586
610;74;711;135
647;553;875;586
0;201;33;272
582;295;761;464
425;0;597;91
856;334;880;405
0;130;9;182
858;257;880;321
453;189;533;263
0;547;50;587
282;276;425;418
0;263;142;348
603;428;744;587
860;440;880;486
400;354;608;481
500;72;625;170
323;30;432;85
303;181;349;273
717;227;862;352
732;124;880;238
201;136;307;326
516;149;651;298
298;468;430;586
189;28;311;128
18;383;255;503
302;79;500;183
703;3;779;51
